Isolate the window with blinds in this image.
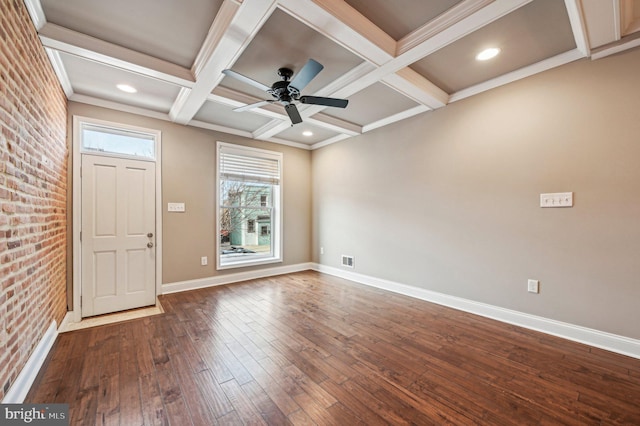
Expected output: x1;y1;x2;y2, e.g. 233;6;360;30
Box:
217;142;282;269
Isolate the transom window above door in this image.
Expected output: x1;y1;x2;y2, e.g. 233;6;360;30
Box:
80;121;157;161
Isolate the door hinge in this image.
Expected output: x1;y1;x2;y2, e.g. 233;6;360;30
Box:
79;231;82;242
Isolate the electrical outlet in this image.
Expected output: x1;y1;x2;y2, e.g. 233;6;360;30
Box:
201;256;208;266
540;192;573;208
528;279;539;294
320;247;324;255
168;202;185;212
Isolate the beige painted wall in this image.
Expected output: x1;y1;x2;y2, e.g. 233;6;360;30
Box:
312;48;640;340
67;102;311;285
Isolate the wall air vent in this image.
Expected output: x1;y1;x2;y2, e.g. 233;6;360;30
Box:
341;255;354;268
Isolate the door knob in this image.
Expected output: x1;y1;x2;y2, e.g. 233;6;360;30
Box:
147;232;153;238
147;242;154;248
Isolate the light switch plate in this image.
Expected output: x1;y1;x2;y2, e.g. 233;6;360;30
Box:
540;192;573;208
168;202;185;212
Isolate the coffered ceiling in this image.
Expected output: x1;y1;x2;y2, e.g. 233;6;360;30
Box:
24;0;640;149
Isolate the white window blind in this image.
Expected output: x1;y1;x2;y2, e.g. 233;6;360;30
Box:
219;151;280;184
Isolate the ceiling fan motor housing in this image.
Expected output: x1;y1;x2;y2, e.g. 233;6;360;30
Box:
268;80;294;103
268;68;297;103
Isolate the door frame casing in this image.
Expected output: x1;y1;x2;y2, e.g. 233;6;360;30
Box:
72;115;163;323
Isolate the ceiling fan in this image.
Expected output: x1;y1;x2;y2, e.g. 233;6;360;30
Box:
222;59;348;125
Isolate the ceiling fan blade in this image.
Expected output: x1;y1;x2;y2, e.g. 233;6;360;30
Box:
222;69;271;92
233;100;273;112
288;59;323;94
300;96;348;108
285;104;303;125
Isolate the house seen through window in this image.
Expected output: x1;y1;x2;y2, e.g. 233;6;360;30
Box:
217;142;282;269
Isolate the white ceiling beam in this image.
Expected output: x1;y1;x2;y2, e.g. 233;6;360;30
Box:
396;0;494;55
262;137;314;150
564;0;591;57
69;94;172;122
38;23;195;88
253;120;291;141
278;0;395;65
305;114;361;136
45;48;73;98
382;68;448;108
614;0;623;40
187;119;254;139
169;0;278;124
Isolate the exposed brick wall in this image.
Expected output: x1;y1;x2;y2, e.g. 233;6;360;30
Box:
0;0;67;400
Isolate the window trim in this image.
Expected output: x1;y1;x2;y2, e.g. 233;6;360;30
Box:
216;142;283;270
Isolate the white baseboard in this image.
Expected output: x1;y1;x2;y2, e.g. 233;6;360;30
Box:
2;320;58;403
162;262;315;294
312;263;640;360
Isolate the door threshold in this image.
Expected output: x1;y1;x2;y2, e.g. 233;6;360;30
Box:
59;304;164;333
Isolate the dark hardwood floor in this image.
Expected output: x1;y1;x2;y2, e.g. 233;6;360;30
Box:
26;271;640;425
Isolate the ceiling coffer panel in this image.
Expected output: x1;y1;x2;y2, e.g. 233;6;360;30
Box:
41;0;222;68
275;122;341;144
321;82;419;126
194;101;273;132
409;0;577;94
60;53;181;113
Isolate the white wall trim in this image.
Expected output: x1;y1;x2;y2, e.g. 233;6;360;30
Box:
312;264;640;360
2;321;58;403
162;262;314;294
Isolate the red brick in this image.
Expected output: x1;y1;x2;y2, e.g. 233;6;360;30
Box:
0;0;67;401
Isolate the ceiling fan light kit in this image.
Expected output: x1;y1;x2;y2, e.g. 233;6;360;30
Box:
222;58;349;125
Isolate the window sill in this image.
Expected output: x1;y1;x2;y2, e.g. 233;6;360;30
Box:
217;256;282;271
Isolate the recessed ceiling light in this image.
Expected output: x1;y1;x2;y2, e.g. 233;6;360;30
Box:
475;47;501;61
302;130;313;137
116;84;137;93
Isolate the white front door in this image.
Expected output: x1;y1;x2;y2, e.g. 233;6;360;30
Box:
81;154;156;317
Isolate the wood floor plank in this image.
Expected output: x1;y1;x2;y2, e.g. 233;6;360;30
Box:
220;379;267;426
25;271;640;425
166;337;219;425
193;369;234;419
137;373;167;426
319;379;389;426
117;325;144;426
240;379;291;426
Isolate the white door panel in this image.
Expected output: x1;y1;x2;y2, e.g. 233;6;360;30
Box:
81;155;155;317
